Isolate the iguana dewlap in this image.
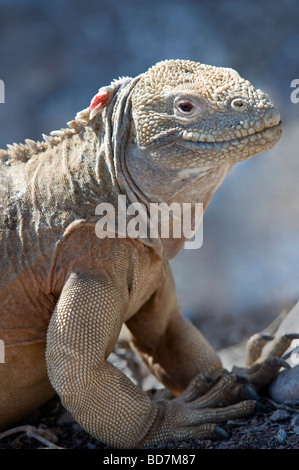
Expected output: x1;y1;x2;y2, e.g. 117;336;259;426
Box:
1;59;294;448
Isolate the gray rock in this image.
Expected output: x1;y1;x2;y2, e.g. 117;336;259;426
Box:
86;442;97;449
277;427;287;444
293;426;299;435
269;365;299;403
270;410;291;422
56;411;76;426
291;415;299;427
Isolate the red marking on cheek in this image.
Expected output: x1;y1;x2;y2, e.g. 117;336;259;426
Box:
89;91;110;112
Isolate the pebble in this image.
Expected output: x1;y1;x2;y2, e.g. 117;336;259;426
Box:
270;410;291;422
56;411;76;426
291;415;299;427
86;442;97;449
277;428;287;444
269;365;299;403
72;423;83;432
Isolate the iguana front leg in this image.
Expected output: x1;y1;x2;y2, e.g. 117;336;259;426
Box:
46;272;158;448
46;269;256;448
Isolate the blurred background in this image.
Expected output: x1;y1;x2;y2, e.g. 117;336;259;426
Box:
0;0;298;349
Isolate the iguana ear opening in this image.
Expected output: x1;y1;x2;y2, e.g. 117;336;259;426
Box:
89;89;110;120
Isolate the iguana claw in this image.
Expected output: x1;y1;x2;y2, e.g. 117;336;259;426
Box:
233;331;299;391
270;357;291;369
214;426;230;440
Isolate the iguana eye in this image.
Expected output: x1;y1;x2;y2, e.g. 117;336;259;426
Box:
179;102;194;113
173;95;203;119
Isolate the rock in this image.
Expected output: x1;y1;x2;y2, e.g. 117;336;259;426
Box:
56;411;76;426
293;426;299;435
291;415;299;427
269;365;299;403
86;442;97;449
72;423;82;432
277;427;287;444
270;410;291;422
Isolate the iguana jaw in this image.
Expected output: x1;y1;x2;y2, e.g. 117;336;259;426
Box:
175;122;282;164
180;122;281;144
135;121;281;169
133;102;282;166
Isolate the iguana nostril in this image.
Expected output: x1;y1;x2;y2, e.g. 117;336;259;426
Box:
264;108;281;127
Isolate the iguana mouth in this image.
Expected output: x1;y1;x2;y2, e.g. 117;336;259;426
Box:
180;122;282;146
141;123;282;151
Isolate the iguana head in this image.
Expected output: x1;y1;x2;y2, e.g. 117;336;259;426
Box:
129;59;281;168
89;59;281;200
88;59;282;258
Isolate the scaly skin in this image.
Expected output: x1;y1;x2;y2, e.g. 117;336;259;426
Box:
0;60;289;448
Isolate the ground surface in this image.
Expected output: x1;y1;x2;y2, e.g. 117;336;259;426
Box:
0;394;298;450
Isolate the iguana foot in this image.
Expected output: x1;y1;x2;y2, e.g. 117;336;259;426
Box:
144;374;260;444
232;332;299;391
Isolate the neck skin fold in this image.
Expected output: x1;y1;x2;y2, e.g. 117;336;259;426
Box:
125;147;234;258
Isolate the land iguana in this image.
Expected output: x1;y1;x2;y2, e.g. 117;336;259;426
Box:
0;59;296;448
